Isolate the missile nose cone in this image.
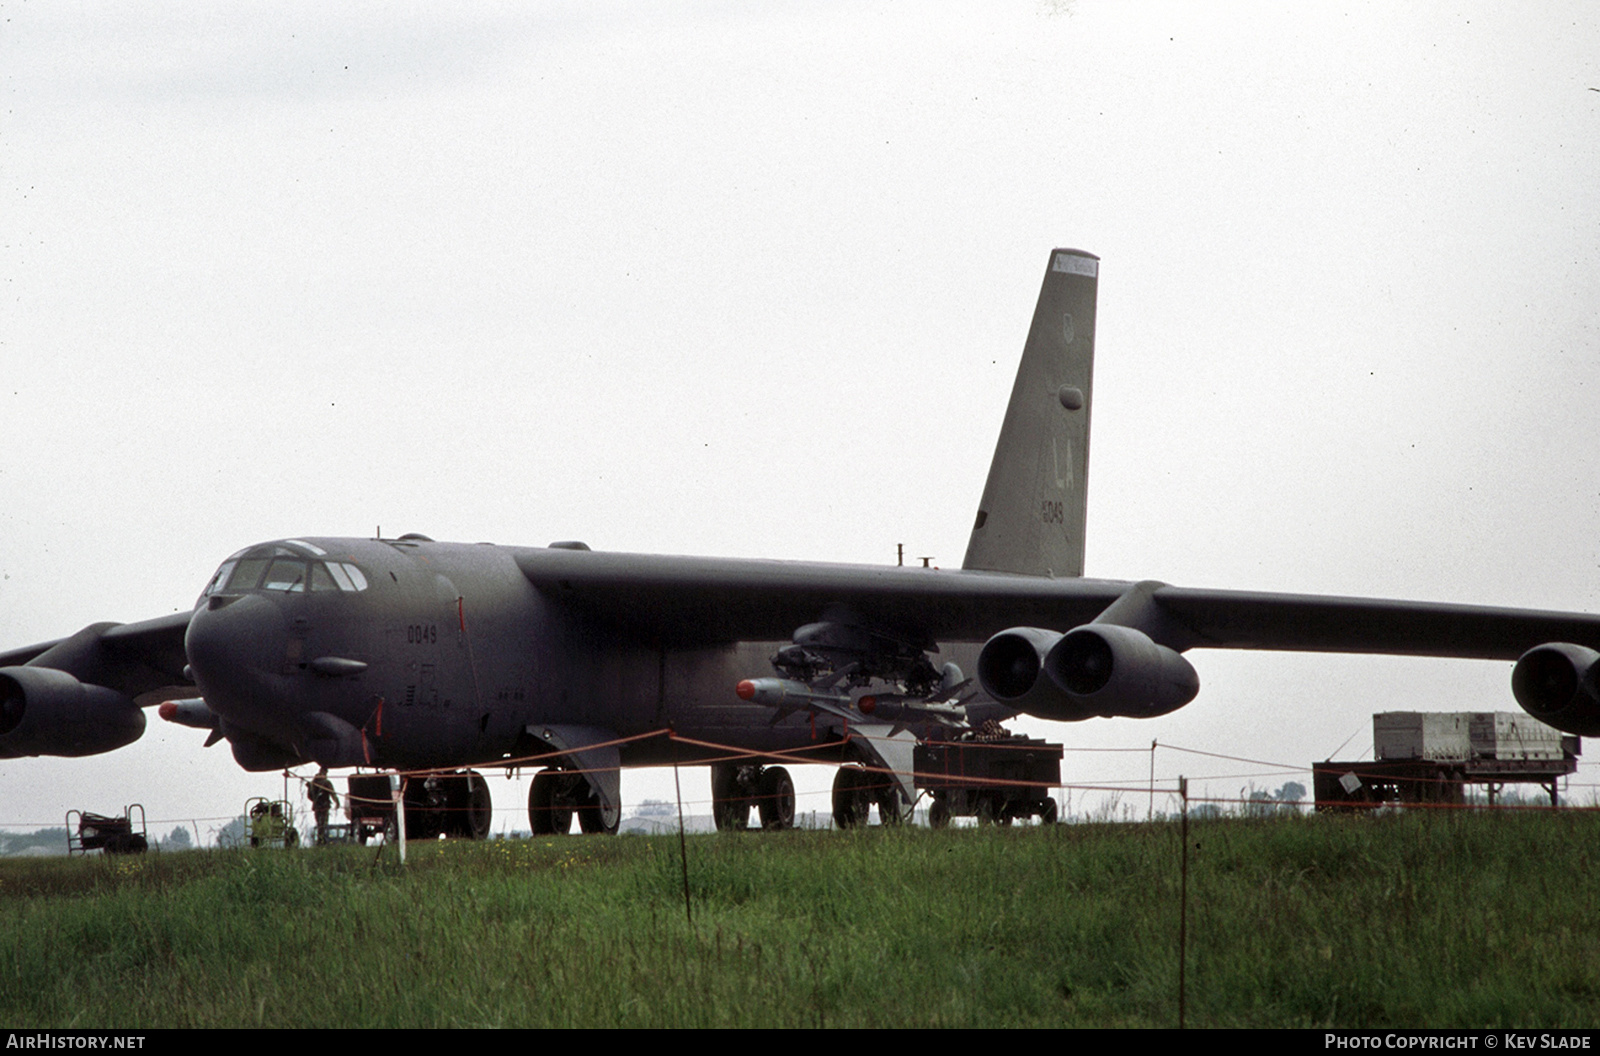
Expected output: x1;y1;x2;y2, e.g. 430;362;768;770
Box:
736;680;756;701
858;696;877;714
158;701;178;722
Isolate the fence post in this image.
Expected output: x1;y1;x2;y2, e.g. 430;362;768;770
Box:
1178;775;1189;1029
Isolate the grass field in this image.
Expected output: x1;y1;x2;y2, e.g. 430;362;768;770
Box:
2;810;1597;1028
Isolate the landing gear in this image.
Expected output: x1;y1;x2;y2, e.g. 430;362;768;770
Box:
577;782;621;835
831;766;872;828
711;763;797;831
711;763;752;831
757;766;796;830
529;768;580;835
530;767;620;835
832;765;907;827
873;774;907;826
464;771;493;839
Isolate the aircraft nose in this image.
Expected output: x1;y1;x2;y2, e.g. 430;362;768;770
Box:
185;593;289;718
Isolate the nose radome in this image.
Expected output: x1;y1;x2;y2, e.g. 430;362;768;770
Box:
184;593;289;715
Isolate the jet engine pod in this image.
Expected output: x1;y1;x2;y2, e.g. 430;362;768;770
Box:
976;627;1093;720
1043;625;1200;719
0;666;145;758
1511;642;1600;736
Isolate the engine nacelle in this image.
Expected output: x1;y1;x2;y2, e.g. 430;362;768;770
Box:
1511;643;1600;736
1045;624;1200;719
977;624;1200;722
0;666;145;758
976;626;1069;714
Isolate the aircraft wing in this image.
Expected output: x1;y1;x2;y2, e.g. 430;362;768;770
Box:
0;610;193;700
0;610;192;758
513;548;1600;658
515;549;1130;645
1152;589;1600;660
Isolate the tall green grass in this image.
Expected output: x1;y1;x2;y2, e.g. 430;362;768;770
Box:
2;812;1597;1027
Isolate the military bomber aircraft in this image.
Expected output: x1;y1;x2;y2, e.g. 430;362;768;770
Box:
5;249;1600;835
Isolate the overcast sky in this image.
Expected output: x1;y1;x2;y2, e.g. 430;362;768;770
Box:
2;1;1597;838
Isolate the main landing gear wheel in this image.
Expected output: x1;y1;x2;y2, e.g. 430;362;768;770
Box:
464;771;493;840
874;776;906;826
832;766;872;829
757;766;796;830
577;784;621;835
528;769;579;835
711;763;752;832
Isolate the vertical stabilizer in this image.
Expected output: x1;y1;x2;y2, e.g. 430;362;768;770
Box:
962;248;1098;577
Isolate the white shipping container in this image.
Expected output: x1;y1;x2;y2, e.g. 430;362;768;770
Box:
1374;712;1470;761
1468;712;1566;761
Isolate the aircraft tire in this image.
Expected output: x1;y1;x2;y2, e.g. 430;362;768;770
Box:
874;778;906;826
577;783;620;835
757;766;796;830
465;771;492;840
529;769;575;835
831;766;870;829
711;763;749;831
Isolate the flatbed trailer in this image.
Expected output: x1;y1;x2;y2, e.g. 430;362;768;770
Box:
914;732;1063;826
1313;753;1579;811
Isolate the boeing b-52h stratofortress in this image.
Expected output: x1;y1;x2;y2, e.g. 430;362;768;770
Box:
6;249;1600;835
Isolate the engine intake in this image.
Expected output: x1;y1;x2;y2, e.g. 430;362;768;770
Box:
977;624;1200;722
0;666;145;758
1511;643;1600;736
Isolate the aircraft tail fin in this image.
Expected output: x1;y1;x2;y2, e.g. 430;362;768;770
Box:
962;248;1099;578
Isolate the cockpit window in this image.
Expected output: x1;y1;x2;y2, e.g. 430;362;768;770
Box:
203;561;237;595
262;558;308;592
226;558;269;592
203;546;370;595
309;563;337;592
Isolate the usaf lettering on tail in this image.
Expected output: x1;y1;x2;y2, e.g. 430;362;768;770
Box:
5;250;1600;833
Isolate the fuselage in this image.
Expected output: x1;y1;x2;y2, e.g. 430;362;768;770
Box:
185;536;918;772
